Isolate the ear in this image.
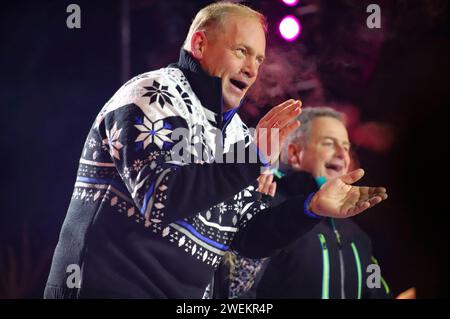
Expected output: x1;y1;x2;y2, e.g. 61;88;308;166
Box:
190;31;208;60
287;143;303;170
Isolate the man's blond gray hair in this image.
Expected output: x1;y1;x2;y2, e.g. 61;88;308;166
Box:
281;107;344;163
183;1;268;50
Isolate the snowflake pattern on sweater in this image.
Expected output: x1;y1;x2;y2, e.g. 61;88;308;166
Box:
72;66;266;268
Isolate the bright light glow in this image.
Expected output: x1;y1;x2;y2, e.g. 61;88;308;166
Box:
282;0;299;6
279;15;301;42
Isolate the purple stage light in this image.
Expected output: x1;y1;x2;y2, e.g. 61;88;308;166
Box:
279;15;301;42
281;0;300;7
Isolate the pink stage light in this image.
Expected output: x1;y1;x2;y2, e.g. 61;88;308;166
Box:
279;15;301;42
281;0;300;7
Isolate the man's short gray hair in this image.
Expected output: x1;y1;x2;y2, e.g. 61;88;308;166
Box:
183;1;268;50
280;106;344;163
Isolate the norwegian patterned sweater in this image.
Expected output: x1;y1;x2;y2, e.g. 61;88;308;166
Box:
44;50;319;298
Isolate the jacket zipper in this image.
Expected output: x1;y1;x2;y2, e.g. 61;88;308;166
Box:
331;218;346;299
317;233;330;299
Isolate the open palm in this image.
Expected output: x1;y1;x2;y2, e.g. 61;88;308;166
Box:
310;169;388;218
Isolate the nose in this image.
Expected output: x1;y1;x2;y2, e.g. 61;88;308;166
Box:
241;57;258;79
334;144;347;160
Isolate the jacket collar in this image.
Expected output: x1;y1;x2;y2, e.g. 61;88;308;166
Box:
274;166;320;198
170;49;241;129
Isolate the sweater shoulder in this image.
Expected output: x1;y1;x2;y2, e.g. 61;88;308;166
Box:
94;67;190;127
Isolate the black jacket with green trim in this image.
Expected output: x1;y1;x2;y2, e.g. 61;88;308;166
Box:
255;169;393;299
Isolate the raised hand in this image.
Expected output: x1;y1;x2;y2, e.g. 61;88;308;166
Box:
254;99;302;165
309;169;388;218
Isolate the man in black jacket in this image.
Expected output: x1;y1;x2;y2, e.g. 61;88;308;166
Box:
222;107;392;299
44;3;387;298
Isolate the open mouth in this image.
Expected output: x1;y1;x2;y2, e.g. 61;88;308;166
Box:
230;79;248;91
324;163;344;174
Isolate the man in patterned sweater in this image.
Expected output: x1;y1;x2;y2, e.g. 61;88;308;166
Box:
44;2;387;298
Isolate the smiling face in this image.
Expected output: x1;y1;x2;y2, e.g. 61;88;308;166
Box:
288;116;351;180
193;15;266;111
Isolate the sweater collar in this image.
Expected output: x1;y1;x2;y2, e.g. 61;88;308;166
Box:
170;49;241;128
